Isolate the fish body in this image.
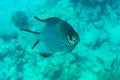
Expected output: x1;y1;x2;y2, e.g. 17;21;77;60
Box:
21;16;80;57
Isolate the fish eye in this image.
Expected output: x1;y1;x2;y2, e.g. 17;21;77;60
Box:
66;34;76;45
67;34;73;41
69;35;72;40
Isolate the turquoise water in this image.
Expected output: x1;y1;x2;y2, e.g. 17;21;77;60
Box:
0;0;120;80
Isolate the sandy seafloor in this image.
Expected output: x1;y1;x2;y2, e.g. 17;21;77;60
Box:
0;0;120;80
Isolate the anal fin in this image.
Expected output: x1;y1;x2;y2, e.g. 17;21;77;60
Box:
40;52;53;57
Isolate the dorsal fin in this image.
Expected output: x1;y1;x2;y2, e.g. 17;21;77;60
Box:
34;16;45;22
34;16;60;22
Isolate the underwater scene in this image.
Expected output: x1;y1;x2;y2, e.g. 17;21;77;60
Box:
0;0;120;80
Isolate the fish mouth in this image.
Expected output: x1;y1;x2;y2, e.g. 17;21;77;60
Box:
76;39;80;44
73;35;80;44
77;37;80;43
74;38;80;46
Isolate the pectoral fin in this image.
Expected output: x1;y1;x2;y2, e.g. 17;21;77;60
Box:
32;40;39;49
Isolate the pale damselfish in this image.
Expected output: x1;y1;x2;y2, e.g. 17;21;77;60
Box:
21;16;80;57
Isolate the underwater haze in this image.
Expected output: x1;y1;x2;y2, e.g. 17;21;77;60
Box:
0;0;120;80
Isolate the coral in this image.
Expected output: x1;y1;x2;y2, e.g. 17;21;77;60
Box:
70;0;100;8
93;20;104;29
12;11;29;29
0;48;9;61
51;67;62;80
97;56;120;80
9;31;19;39
0;31;11;42
0;31;19;42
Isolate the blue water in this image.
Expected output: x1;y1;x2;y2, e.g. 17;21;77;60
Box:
0;0;120;80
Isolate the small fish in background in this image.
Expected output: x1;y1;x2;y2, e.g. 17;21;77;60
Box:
21;16;80;57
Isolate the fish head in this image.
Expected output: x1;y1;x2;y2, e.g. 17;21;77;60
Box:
66;32;80;49
55;19;80;53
